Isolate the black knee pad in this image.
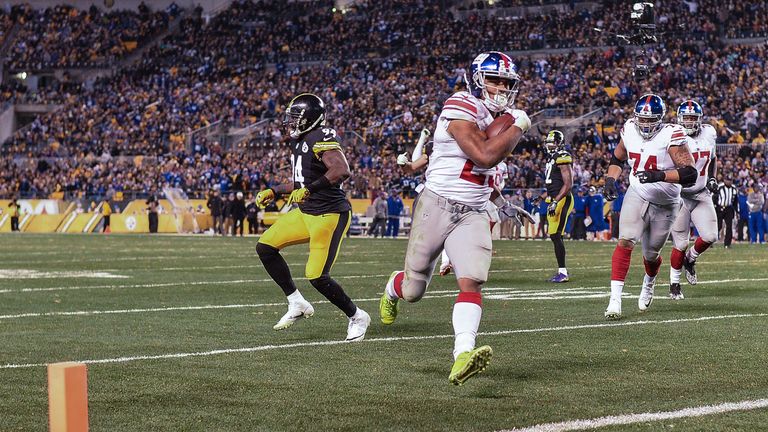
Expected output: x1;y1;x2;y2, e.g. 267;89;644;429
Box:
309;275;332;289
256;242;279;259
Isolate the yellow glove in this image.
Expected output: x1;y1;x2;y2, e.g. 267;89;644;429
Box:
255;189;275;209
286;188;310;206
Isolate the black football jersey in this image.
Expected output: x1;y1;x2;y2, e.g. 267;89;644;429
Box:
291;127;352;215
544;150;573;197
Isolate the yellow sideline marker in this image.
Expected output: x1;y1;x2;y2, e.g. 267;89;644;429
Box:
48;362;89;432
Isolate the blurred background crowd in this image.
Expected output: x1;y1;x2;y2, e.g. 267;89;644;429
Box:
1;0;767;239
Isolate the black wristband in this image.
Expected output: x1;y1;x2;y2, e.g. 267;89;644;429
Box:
306;176;332;193
677;166;697;186
609;155;625;168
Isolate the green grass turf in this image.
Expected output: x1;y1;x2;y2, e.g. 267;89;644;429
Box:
1;233;767;431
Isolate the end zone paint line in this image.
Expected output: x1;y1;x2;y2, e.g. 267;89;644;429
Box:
499;398;768;432
2;313;766;369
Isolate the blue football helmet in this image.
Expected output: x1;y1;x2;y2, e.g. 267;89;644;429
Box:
468;51;521;113
677;100;703;136
634;94;666;139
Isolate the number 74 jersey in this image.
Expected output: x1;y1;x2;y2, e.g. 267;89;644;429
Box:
620;119;691;205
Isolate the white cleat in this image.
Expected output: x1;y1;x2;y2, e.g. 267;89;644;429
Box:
638;281;655;312
346;308;371;342
273;300;314;330
605;296;622;320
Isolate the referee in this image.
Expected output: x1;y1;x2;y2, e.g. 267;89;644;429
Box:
716;176;738;248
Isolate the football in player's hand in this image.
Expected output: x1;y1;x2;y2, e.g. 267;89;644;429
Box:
485;113;515;138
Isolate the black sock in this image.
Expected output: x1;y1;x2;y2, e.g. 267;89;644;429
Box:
551;234;566;268
310;276;357;317
256;243;297;296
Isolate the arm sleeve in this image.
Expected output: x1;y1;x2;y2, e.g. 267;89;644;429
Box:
312;128;342;159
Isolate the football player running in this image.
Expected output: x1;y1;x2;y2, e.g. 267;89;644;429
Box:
542;130;574;283
397;132;533;277
255;93;370;341
381;51;531;385
603;94;697;320
668;100;718;299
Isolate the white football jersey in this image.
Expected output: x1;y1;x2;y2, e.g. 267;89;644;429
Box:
620;119;689;205
682;123;717;194
426;91;495;208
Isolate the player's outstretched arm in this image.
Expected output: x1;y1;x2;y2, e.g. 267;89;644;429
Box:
448;115;528;169
637;144;696;185
398;154;428;174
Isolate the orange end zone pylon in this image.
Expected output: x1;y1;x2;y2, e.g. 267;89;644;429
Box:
48;362;89;432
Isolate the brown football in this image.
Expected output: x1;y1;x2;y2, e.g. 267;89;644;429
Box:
485;113;515;138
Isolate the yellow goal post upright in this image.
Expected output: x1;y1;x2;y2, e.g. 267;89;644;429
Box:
162;187;201;234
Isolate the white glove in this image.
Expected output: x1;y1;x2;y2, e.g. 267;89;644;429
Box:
397;152;409;166
508;109;530;133
498;202;535;227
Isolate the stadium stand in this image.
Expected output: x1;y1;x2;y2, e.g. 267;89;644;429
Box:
0;0;767;235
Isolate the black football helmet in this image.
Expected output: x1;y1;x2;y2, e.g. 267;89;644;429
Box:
544;130;565;155
283;93;326;138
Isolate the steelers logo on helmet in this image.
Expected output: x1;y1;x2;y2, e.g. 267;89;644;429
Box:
544;130;565;155
468;51;521;113
677;100;703;136
633;94;666;139
283;93;326;139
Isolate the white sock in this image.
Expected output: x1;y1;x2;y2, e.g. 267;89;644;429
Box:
452;302;482;360
610;280;624;299
351;308;365;320
440;250;450;269
687;247;700;262
559;267;568;276
287;290;305;305
643;274;657;286
670;266;682;284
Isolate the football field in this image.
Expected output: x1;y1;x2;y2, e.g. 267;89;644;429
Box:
1;234;768;431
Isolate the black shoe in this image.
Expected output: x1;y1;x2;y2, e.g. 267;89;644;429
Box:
669;283;684;300
683;255;698;285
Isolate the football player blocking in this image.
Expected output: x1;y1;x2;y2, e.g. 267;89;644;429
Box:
255;93;370;341
668;100;719;300
604;94;698;320
380;51;531;385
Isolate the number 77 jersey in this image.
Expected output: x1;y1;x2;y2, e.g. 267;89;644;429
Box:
620;119;690;205
682;123;717;194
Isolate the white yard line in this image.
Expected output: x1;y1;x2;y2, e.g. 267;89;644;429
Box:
0;288;614;320
2;312;766;369
499;398;768;432
2;272;767;296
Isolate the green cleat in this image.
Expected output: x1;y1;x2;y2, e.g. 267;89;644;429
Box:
449;345;493;386
379;293;399;325
379;271;401;325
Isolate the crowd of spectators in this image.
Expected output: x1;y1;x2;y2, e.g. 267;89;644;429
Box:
1;0;768;206
4;3;175;70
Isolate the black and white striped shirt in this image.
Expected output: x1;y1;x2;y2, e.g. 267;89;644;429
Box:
717;184;738;210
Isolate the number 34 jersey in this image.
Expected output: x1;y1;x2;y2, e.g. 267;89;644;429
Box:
290;127;352;215
426;91;496;208
620;119;691;205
